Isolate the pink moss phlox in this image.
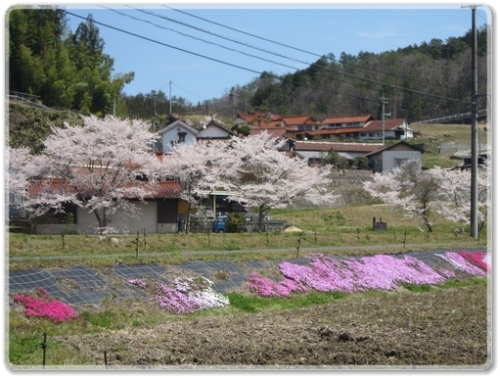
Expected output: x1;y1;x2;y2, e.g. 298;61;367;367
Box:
437;252;486;276
436;268;456;279
154;282;199;314
247;272;307;297
250;253;457;298
13;287;78;322
128;278;147;289
459;251;490;272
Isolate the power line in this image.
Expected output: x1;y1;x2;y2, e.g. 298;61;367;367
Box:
103;6;301;71
65;9;470;107
64;10;262;76
129;6;313;67
165;5;469;94
128;7;470;104
164;5;323;58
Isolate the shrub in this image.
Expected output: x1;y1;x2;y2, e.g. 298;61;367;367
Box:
226;213;246;233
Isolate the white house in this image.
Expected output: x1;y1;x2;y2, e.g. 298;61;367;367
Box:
157;120;200;152
198;119;236;140
365;141;423;173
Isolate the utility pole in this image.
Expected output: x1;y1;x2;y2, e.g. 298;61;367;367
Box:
470;6;479;238
169;80;178;115
380;95;388;145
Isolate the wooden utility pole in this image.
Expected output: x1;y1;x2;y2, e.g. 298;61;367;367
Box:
470;7;479;238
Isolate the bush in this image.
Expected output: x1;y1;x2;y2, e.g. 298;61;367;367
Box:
226;213;246;233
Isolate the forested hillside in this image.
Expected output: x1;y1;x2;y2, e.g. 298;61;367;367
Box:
8;6;489;125
8;7;133;116
199;28;489;123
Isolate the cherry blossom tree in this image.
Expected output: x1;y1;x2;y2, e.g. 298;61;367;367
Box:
160;140;230;232
364;160;491;233
219;132;337;231
10;115;162;233
428;166;490;232
363;160;438;232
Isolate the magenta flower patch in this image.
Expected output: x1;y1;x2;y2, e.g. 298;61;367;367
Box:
436;252;487;276
459;251;490;272
13;287;78;322
248;252;489;298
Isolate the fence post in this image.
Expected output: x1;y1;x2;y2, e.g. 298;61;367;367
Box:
266;232;269;247
207;231;211;247
357;228;360;243
41;333;47;368
403;229;408;249
143;228;147;249
296;235;302;257
61;234;65;249
135;231;139;258
104;351;108;368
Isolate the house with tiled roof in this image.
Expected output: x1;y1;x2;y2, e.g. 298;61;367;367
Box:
234;112;284;127
26;178;184;234
282;115;321;132
297;118;412;141
293;141;382;165
322;114;374;129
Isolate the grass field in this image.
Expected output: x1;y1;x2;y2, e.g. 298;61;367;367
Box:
7;203;488;270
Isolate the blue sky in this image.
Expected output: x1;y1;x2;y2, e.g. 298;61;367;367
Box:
54;2;492;105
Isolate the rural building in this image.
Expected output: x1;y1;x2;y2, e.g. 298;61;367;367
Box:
365;141;423;173
26;179;185;235
322;114;374;129
234;112;284;127
157;120;200;152
293;141;382;165
198;119;236;140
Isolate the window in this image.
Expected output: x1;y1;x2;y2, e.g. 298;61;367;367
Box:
395;158;408;167
178;132;186;143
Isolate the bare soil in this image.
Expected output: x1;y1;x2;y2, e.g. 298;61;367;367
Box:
54;284;490;368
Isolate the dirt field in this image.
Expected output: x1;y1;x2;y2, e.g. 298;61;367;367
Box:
53;284;490;369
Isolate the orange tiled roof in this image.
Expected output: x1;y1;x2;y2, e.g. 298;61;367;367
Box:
282;115;319;125
28;178;183;199
322;115;373;124
294;142;382;153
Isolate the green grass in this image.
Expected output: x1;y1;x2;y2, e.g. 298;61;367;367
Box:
6;202;488;270
402;283;433;292
409;122;490;169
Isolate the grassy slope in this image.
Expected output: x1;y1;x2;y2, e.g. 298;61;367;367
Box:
409;122;490;168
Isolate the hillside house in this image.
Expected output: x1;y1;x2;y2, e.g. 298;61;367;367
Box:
234;112;284;127
365;141;422;173
282;115;321;132
322;114;374;129
297;118;413;141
